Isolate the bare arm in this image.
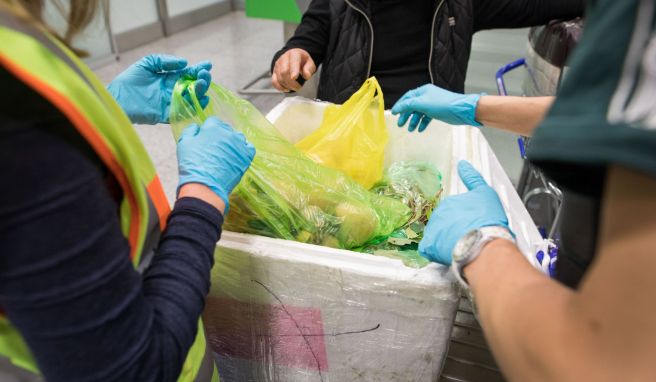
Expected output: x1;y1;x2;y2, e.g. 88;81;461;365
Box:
464;165;656;381
179;183;225;214
475;96;554;136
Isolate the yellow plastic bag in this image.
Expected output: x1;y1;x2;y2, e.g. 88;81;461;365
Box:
296;77;388;189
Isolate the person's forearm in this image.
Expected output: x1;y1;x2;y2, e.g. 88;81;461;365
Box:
463;240;606;382
475;96;554;136
179;183;226;214
143;197;223;336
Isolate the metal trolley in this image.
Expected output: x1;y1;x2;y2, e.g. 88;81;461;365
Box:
496;58;562;276
494;19;583;275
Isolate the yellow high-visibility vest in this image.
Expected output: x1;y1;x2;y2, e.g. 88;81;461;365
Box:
0;9;218;382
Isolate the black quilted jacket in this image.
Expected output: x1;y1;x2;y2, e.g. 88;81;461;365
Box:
272;0;585;105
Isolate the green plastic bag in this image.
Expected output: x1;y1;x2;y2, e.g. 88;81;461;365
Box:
169;78;411;249
364;162;444;268
371;161;443;229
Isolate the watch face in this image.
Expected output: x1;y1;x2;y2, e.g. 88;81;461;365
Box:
453;229;482;261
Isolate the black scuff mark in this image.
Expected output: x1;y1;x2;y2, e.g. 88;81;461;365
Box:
252;279;382;382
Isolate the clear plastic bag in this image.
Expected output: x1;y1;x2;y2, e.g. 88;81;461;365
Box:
295;78;388;189
169;78;411;249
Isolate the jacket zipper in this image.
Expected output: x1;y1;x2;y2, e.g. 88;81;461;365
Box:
345;0;375;78
428;0;447;84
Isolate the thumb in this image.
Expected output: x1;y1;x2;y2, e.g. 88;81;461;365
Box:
142;54;187;72
178;123;200;143
458;160;488;191
301;56;316;80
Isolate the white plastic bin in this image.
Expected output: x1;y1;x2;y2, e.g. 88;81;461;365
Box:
203;97;545;382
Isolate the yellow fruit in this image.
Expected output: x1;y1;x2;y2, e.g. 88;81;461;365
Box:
334;202;378;248
296;230;313;243
321;235;341;248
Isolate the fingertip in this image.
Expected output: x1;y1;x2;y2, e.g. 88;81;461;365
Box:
458;160;487;190
397;112;410;127
195;80;209;98
198;60;212;71
457;160;474;172
408;113;422;132
418;116;431;132
198;69;211;83
302;65;315;80
199;96;210;109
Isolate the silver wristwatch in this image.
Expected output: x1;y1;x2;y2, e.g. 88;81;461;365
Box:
451;226;515;289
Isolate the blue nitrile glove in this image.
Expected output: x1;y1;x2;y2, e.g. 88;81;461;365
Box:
419;161;511;265
391;84;483;132
108;54;212;125
177;117;255;211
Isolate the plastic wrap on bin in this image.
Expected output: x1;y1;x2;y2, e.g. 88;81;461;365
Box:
523;18;584;97
204;234;460;382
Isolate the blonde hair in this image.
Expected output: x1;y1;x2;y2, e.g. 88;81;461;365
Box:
0;0;100;56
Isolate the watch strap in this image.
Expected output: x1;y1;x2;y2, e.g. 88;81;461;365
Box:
452;226;515;289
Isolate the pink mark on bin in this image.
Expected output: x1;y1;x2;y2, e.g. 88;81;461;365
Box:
203;296;329;372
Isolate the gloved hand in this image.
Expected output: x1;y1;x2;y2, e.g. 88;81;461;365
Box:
108;54;212;125
177;117;255;211
391;84;483;132
419;161;511;265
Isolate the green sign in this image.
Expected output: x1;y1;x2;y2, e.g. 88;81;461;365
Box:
246;0;302;23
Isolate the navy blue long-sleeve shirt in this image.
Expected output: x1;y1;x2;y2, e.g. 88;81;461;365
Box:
0;66;223;381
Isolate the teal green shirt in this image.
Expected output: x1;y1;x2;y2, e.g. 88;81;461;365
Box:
529;0;656;191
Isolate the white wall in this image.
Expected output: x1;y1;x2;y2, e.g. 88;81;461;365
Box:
166;0;224;17
110;0;160;34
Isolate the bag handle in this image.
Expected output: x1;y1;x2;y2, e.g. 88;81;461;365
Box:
172;76;209;121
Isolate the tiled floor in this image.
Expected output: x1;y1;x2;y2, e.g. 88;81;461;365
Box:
94;12;531;381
